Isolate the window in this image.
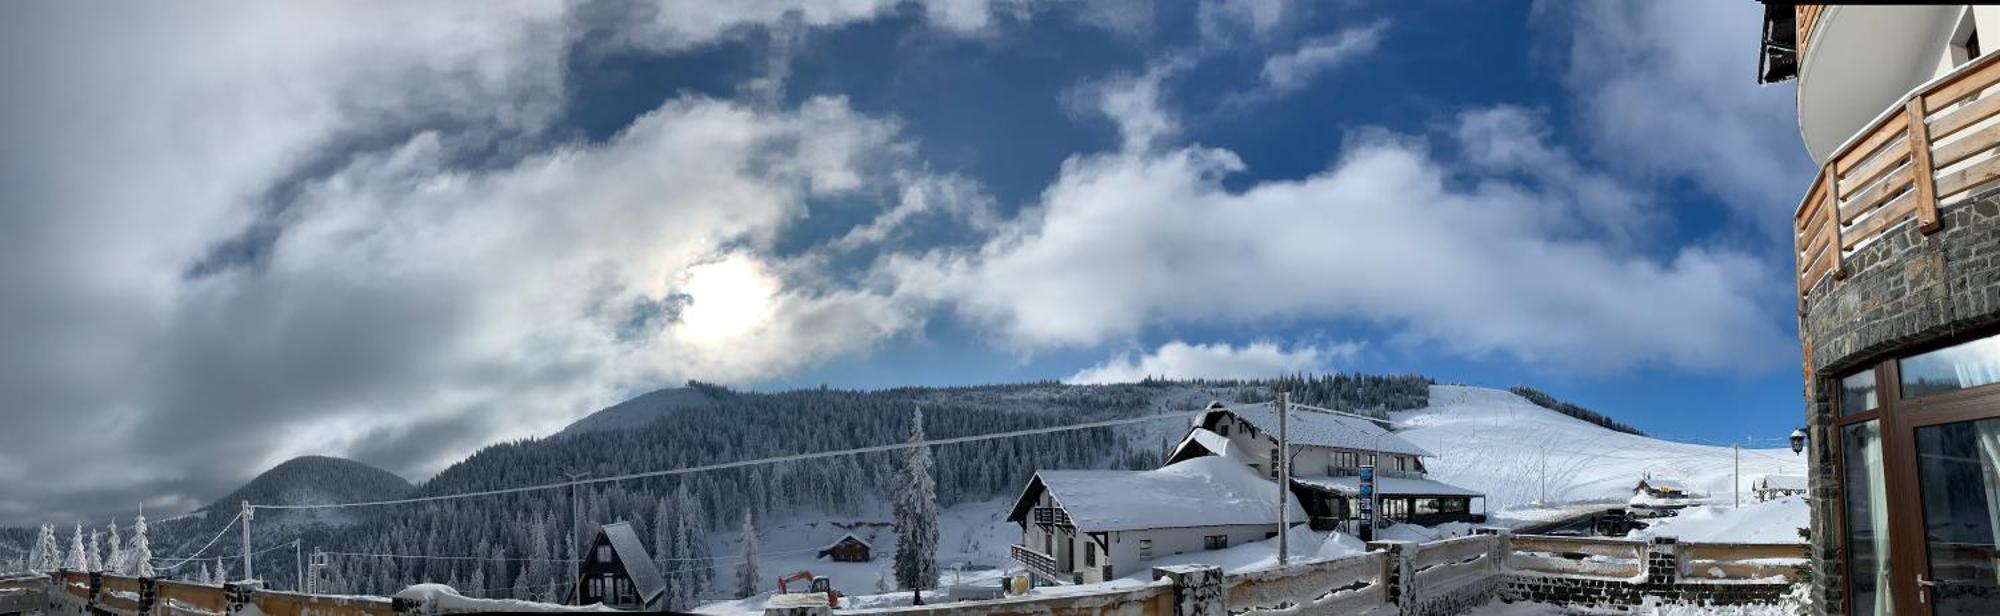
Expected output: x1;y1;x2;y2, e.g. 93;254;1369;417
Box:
1841;421;1891;616
1085;542;1096;566
598;545;612;563
1218;423;1230;437
1138;539;1152;560
1203;535;1228;550
1899;330;2000;398
1839;370;1877;415
589;578;604;599
1268;448;1280;479
1952;8;1984;66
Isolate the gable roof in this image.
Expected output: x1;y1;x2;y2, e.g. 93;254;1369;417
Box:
1636;476;1690;492
1006;456;1306;532
1206;403;1432;458
1754;474;1808;491
821;533;873;551
597;522;666;605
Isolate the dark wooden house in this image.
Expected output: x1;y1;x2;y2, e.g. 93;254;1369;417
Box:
575;522;666;610
817;533;872;562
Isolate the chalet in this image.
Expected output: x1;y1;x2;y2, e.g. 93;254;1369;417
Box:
817;533;873;562
1165;402;1486;531
1628;476;1695;518
1751;474;1808;502
575;522;666;610
1006;456;1304;584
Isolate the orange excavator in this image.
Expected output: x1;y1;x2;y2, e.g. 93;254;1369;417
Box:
775;571;841;608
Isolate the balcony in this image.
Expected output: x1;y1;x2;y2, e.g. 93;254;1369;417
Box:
1010;544;1065;583
1030;506;1073;528
1795;50;2000;307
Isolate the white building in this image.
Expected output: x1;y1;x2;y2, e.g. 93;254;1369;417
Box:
1166;402;1486;530
1004;456;1304;584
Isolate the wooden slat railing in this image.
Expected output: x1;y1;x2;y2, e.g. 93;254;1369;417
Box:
1793;47;2000;307
1796;5;1824;60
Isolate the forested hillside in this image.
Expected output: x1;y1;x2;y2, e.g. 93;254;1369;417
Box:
137;375;1440;606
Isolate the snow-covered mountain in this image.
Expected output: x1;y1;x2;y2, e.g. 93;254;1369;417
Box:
1393;386;1804;513
552;384;734;438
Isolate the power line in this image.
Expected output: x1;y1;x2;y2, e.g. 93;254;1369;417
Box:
154;513;242;570
323;552;579;564
250;406;1224;512
159;539;299;571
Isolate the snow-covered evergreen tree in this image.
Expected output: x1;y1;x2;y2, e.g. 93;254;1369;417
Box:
86;529;103;572
732;510;758;600
129;514;155;578
105;520;124;575
467;565;486;599
511;569;530;601
32;524;57;572
892;408;940;590
64;524;87;571
199;564;213;585
526;519;552;602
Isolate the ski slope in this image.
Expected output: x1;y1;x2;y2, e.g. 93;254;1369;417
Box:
1392;386;1805;514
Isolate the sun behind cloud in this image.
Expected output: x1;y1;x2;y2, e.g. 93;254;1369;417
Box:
674;254;779;348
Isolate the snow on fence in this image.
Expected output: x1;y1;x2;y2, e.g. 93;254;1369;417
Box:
1224;550;1391;615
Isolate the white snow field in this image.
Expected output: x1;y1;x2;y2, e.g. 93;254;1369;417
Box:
1629;495;1810;543
1393;386;1807;519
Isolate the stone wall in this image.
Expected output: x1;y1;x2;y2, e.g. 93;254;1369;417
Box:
1796;193;2000;614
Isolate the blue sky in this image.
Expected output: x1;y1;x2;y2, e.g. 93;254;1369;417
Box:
0;0;1814;523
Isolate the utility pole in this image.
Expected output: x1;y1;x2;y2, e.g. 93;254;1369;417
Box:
1733;442;1741;508
293;540;302;591
563;471;589;605
1276;392;1290;569
240;501;254;583
1535;447;1547;507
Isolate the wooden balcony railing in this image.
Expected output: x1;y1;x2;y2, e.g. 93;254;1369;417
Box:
1010;544;1064;582
1794;49;2000;306
1795;5;1823;60
1031;506;1073;528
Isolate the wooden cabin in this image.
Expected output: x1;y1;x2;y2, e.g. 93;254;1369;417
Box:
818;534;873;562
575;522;666;610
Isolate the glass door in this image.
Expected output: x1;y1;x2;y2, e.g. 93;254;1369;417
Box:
1911;416;2000;614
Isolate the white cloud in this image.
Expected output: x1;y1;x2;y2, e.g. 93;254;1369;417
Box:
1069;58;1192;154
1067;340;1361;384
883;109;1791;373
1543;0;1813;237
1258;22;1389;93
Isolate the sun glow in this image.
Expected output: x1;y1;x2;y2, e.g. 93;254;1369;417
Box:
674;254;778;347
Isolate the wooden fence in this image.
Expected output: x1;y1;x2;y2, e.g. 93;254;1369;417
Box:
8;532;1807;616
1794;43;2000;306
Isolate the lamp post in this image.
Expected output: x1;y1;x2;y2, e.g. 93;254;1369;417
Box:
1789;428;1808;455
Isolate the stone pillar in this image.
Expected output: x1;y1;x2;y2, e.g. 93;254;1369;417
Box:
84;571;101;614
1366;540;1418;609
1152;564;1224;616
1643;537;1681;587
223;580;263;616
136;577;157;615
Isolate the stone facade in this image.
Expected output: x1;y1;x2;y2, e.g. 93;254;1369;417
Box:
1796;193;2000;614
1498;538;1791;608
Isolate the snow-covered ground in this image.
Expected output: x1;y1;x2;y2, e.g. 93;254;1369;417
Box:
1629;496;1810;544
1395;386;1806;517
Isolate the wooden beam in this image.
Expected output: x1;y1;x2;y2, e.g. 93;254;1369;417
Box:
1906;98;1942;234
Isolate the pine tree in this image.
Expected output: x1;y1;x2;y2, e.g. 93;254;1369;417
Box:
32;524;58;573
512;569;531;600
526;519;552;602
892;408;940;590
86;530;103;572
64;524;87;571
199;564;213;585
105;520;124;575
467;566;486;599
732;510;758;599
129;514;155;578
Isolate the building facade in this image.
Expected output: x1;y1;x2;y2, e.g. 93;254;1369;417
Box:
1762;5;2000;615
575;522;666;610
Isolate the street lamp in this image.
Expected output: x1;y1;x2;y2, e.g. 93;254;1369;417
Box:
1789;428;1808;455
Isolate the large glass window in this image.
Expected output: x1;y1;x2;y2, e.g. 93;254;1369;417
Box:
1913;417;2000;614
1900;332;2000;398
1841;370;1878;415
1843;421;1894;615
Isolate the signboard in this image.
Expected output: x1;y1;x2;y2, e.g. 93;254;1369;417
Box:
1358;465;1375;542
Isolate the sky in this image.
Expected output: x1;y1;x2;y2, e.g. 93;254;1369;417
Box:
0;0;1816;526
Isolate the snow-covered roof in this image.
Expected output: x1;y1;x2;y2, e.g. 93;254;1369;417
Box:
820;533;872;551
1165;427;1256;465
1007;456;1306;532
1636;477;1690;492
1209;404;1431;458
596;522;665;605
1292;475;1484;498
1754;474;1808;491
